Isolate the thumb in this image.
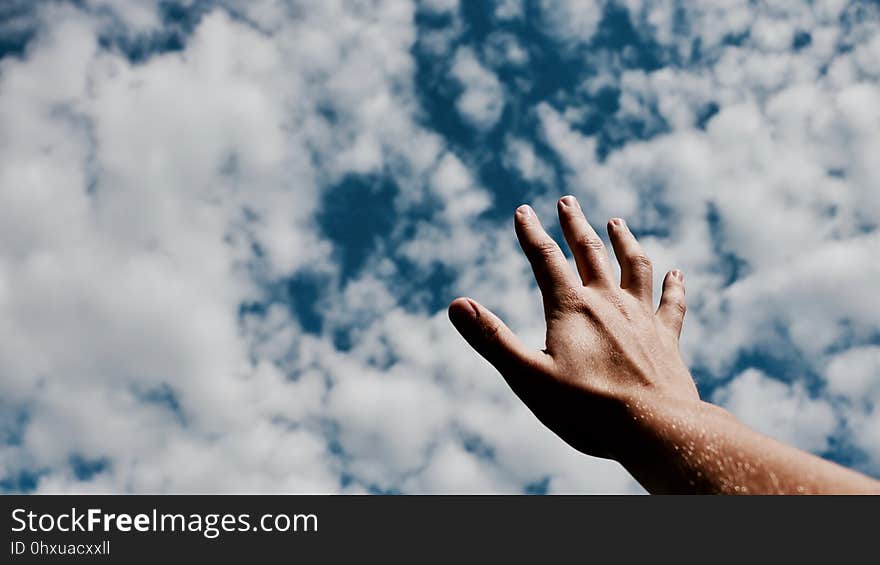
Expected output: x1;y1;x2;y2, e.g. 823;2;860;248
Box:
448;297;548;374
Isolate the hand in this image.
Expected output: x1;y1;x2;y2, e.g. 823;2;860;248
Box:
449;195;699;461
450;195;880;494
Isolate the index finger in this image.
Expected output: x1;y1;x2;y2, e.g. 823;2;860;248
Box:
514;205;580;309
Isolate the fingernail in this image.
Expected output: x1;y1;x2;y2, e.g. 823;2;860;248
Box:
610;217;625;228
450;297;478;321
465;298;481;317
671;269;683;281
559;195;577;208
516;204;533;217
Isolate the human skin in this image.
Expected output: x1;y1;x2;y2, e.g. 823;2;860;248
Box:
448;195;880;494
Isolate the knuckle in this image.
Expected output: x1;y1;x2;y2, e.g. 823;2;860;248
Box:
533;239;560;259
668;299;687;317
545;287;586;320
575;234;605;253
628;253;653;274
555;287;584;311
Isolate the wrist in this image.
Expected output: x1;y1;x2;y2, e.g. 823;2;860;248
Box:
611;391;716;466
612;392;744;493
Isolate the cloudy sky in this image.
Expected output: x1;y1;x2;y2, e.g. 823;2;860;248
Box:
1;0;878;493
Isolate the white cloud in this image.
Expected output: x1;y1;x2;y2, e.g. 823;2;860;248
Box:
494;0;524;21
325;360;452;488
826;346;880;400
0;0;429;492
450;46;505;130
430;152;490;219
483;32;530;68
713;369;837;454
540;0;603;46
825;346;880;472
503;137;554;185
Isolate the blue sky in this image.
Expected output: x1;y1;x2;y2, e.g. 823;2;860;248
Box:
1;0;879;493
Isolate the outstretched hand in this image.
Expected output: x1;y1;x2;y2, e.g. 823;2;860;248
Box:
449;195;698;460
449;195;880;494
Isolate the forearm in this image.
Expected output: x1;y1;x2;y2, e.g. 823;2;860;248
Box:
616;395;880;494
